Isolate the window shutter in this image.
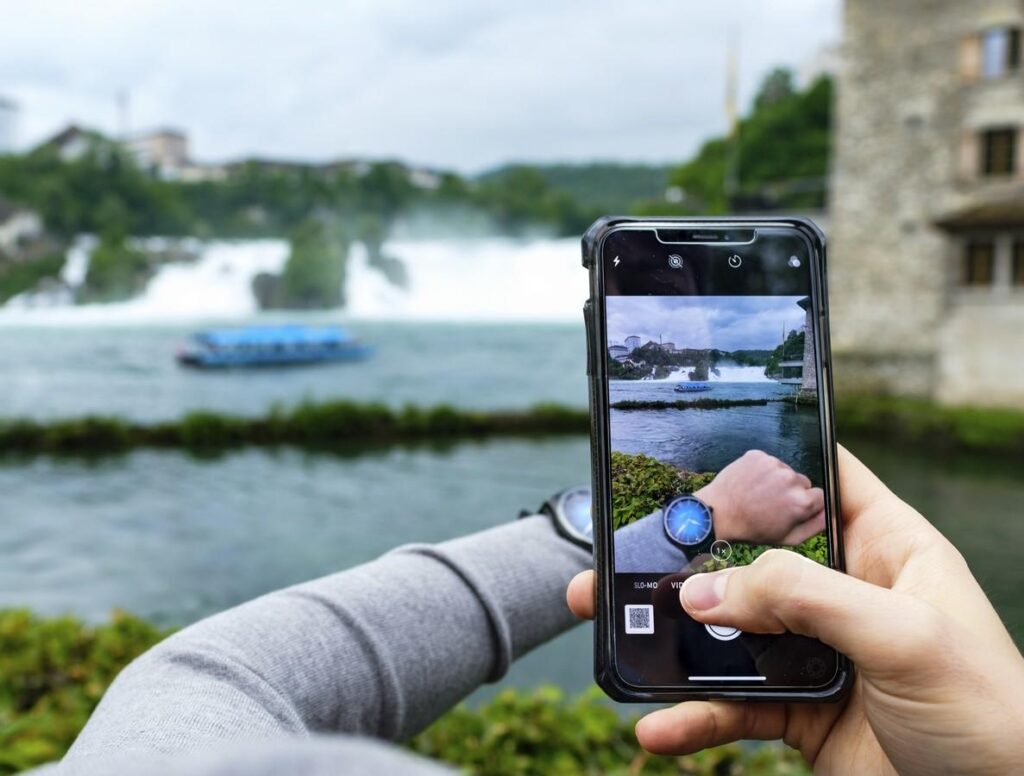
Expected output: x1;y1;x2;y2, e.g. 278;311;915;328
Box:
959;33;982;81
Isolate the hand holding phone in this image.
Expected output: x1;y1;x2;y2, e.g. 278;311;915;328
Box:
568;445;1024;774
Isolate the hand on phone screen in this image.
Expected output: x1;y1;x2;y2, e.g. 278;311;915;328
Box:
699;450;825;546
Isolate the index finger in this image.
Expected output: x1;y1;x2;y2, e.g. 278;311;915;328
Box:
836;444;895;524
566;570;595;619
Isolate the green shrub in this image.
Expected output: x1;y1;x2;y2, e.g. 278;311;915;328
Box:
0;611;809;775
0;610;167;774
610;452;714;530
411;686;809;775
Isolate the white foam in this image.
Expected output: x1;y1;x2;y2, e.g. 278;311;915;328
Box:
346;237;583;321
656;364;771;383
0;236;584;325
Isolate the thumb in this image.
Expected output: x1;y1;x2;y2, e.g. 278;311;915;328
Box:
680;549;939;675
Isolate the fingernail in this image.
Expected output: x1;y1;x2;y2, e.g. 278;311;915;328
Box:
681;569;734;611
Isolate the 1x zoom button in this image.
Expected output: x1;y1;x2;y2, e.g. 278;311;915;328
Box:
705;623;742;641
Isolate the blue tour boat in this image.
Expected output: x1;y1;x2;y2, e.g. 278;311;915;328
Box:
674;381;712;393
177;325;372;369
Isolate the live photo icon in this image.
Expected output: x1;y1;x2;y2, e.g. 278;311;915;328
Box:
624;604;654;634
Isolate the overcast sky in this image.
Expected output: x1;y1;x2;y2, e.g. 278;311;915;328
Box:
0;0;839;172
608;296;806;352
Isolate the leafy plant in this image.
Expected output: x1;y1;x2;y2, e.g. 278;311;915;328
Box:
0;611;809;775
610;452;714;529
765;330;805;379
0;610;167;774
410;686;809;775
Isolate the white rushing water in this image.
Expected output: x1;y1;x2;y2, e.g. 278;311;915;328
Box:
0;237;584;324
660;364;772;383
347;237;584;321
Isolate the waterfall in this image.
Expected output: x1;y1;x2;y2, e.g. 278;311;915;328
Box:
0;236;583;324
658;364;771;383
346;237;583;321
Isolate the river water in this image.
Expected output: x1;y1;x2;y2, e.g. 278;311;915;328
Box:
0;238;1021;702
610;376;823;482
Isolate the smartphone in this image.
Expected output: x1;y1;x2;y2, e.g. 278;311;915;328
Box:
582;216;850;702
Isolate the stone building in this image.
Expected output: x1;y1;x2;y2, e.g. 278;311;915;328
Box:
829;0;1024;407
799;297;817;395
122;128;189;179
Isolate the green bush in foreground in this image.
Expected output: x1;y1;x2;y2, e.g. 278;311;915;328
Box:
0;610;809;775
411;686;809;775
0;610;167;774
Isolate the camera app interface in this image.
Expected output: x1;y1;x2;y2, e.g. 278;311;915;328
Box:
602;227;837;689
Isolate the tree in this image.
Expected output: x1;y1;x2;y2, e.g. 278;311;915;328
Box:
278;217;348;309
765;329;805;378
80;197;149;303
754;67;796;109
667;74;832;213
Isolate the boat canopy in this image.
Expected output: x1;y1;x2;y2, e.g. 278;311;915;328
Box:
195;325;355;348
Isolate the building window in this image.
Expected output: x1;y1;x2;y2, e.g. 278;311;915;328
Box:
981;26;1021;78
980;128;1017;176
1014;239;1024;286
963;240;995;286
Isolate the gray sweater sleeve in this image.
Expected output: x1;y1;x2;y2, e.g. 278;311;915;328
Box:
58;516;591;771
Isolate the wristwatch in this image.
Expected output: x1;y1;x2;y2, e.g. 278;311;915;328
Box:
536;485;593;549
662;494;715;560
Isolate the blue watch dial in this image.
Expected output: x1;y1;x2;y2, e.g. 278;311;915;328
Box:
663;495;713;547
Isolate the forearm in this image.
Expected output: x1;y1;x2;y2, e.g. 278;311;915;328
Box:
64;516;590;763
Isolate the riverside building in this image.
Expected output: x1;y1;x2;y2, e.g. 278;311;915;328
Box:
830;0;1024;407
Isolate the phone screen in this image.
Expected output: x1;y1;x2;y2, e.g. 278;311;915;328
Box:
600;225;839;690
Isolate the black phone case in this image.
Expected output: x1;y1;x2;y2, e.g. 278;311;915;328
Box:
582;215;852;703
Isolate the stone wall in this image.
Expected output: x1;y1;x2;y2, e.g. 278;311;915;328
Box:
829;0;1024;407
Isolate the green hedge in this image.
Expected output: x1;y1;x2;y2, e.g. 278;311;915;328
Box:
1;395;1023;459
611;398;773;411
834;395;1024;456
0;402;589;458
610;452;826;567
0;610;807;775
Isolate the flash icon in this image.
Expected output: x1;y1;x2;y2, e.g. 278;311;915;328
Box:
613;256;620;267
